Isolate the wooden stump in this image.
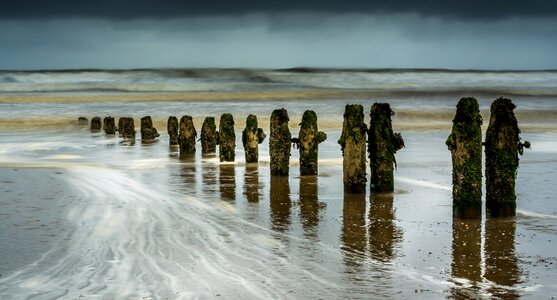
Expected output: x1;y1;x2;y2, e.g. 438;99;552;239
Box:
103;117;116;135
270;108;291;176
90;117;102;131
218;113;235;162
178;115;197;153
338;104;367;193
141;116;159;140
78;117;88;126
167;116;179;146
242;114;266;163
201;117;218;154
446;97;483;219
293;110;327;176
119;117;136;140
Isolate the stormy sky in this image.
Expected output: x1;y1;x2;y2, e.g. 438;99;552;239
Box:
1;0;556;69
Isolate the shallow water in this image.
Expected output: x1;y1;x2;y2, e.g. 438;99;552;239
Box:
1;69;557;299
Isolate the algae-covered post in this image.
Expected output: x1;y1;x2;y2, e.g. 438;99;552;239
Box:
200;117;218;154
90;117;102;131
178;115;197;153
78;117;88;126
270;108;292;176
368;103;404;192
485;97;530;217
119;117;136;140
103;117;116;135
446;97;483;219
167;116;179;146
219;113;236;162
242;114;266;163
140;116;160;140
338;104;367;193
293;110;327;176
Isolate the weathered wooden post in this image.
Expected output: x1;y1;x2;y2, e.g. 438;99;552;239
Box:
446;97;483;219
119;117;136;140
270;108;291;176
485;98;530;217
338;104;367;193
78;117;88;126
141;116;160;140
218;113;235;162
200;117;218;154
178;115;197;153
242;114;266;163
167;116;179;146
103;117;116;134
292;110;327;176
368;103;404;192
90;117;102;131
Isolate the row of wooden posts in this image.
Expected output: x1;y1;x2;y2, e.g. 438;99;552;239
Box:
80;97;528;219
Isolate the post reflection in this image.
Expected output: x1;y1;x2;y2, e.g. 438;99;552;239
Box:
178;153;197;195
269;176;291;232
219;164;236;202
341;193;367;269
485;219;520;299
451;219;482;299
244;164;260;202
369;193;402;262
299;176;323;239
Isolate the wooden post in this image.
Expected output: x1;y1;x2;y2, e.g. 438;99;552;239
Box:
103;117;116;134
218;113;235;162
119;117;136;140
200;117;218;154
485;98;530;217
178;115;197;153
338;104;367;193
368;103;404;192
446;97;482;219
167;116;179;146
242;114;266;163
141;116;160;140
270;108;291;176
78;117;88;126
293;110;327;176
90;117;102;131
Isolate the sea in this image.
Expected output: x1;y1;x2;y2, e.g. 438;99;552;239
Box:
0;68;556;299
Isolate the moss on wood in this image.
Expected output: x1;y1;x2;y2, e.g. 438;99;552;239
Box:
270;108;291;176
297;110;327;176
339;104;367;193
167;116;179;146
242;114;266;163
200;117;218;154
219;113;236;162
178;115;197;153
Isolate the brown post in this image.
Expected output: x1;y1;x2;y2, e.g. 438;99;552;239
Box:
141;116;160;140
200;117;218;154
338;104;367;193
293;110;327;176
167;116;179;146
242;114;266;163
218;113;235;162
119;117;136;140
269;108;291;176
446;97;482;219
103;117;116;134
78;117;88;126
368;103;404;192
90;117;102;131
485;98;530;217
178;115;197;153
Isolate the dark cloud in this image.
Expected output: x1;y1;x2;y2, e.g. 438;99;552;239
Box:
1;0;557;20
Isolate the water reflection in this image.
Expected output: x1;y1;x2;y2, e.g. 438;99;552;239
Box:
219;164;236;202
244;164;260;202
485;219;520;299
342;193;367;269
178;153;197;195
299;176;323;239
369;193;402;262
451;219;482;299
200;159;218;197
269;176;291;232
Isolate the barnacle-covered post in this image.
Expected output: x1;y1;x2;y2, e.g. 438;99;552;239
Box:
141;116;160;140
485;97;530;217
200;117;218;154
103;116;116;134
292;110;327;176
167;116;179;146
119;117;136;140
242;114;266;163
446;97;483;219
269;108;291;176
368;103;404;192
78;117;88;126
178;115;197;153
219;113;235;162
90;117;102;131
338;104;367;193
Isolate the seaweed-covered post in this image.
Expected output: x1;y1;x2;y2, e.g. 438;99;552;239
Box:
218;113;235;162
90;117;102;131
269;108;291;176
485;98;530;217
167;116;179;146
103;117;116;134
200;117;218;154
78;117;88;126
368;103;405;192
178;115;197;153
119;117;136;140
242;114;266;163
338;104;367;193
141;116;160;140
292;110;327;176
446;97;483;219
